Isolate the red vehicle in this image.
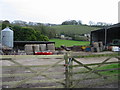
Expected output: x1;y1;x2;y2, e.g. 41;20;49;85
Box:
35;51;53;55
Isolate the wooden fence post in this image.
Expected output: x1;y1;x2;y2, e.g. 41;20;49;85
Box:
64;51;73;88
69;57;73;87
64;52;69;88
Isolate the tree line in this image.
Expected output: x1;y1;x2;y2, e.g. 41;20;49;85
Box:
61;20;112;27
62;20;82;25
2;20;56;41
1;20;113;41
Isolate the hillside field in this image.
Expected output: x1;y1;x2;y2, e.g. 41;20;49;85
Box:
51;25;99;35
49;39;90;47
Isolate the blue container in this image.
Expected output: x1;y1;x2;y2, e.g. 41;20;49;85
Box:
85;47;91;52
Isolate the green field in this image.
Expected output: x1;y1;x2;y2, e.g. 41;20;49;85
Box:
97;64;119;75
51;25;99;35
50;39;90;47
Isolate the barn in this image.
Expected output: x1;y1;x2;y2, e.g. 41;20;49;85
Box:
90;23;120;46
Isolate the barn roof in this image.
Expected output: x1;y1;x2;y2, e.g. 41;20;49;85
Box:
90;23;120;45
91;23;120;33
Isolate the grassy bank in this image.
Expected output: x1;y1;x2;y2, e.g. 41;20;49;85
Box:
49;39;90;47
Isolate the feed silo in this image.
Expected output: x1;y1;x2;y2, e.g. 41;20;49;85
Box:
1;27;14;48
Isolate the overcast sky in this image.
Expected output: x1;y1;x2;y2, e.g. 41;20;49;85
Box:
0;0;119;24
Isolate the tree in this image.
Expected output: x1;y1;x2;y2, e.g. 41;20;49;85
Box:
2;20;10;29
10;20;57;41
71;20;78;25
12;25;22;41
12;26;37;41
12;20;27;26
12;25;49;41
62;20;82;25
21;27;37;41
97;22;104;26
89;21;95;26
78;20;82;25
39;35;49;41
41;25;47;35
62;21;69;25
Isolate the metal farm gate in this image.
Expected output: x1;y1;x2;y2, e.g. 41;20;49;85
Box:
0;52;120;88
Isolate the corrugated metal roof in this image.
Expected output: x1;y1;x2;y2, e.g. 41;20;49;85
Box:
91;23;120;33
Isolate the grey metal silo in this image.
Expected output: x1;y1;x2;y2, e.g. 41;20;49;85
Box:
1;27;14;48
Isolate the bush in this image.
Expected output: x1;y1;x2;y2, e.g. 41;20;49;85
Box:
12;25;49;41
73;36;88;41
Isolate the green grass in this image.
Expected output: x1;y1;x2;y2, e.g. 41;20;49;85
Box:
51;25;99;35
50;39;90;47
97;64;120;75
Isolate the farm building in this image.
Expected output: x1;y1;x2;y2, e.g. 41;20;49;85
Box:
90;23;120;46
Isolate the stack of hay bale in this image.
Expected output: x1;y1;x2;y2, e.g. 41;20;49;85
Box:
25;44;55;55
47;44;55;52
39;44;47;51
91;42;104;52
98;41;104;51
25;44;39;55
